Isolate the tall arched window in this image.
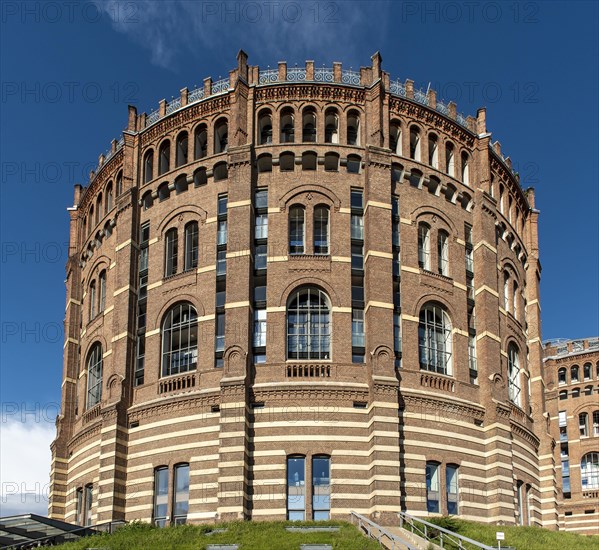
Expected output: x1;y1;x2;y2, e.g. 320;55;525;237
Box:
86;343;103;408
445;142;455;177
184;222;198;271
513;281;519;318
503;271;510;310
214;118;228;153
98;270;106;313
579;412;589;437
508;343;521;406
158;140;170;175
96;194;102;225
89;280;96;319
558;367;567;385
280;108;295;143
165;228;178;276
116;171;123;196
461;152;470;185
390;123;402;155
194;124;207;159
302;109;317;142
428;134;438;169
437;230;449;276
176;131;188;167
409;126;421;161
583;362;592;380
418;223;431;271
161;303;198;377
419;303;452;375
313;206;329;255
289;206;305;255
258;110;273;144
324;109;338;144
347;111;359;145
105;183;113;214
581;452;599;489
287;287;331;360
144;149;154;183
571;365;579;382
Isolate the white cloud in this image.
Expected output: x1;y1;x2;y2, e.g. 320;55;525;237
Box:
0;418;55;517
95;0;388;69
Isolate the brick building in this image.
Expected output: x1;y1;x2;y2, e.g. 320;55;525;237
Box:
544;337;599;535
49;52;559;530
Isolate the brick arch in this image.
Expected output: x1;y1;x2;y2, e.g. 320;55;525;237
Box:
278;277;341;308
279;184;341;212
152;295;205;333
411;205;457;235
157;205;207;235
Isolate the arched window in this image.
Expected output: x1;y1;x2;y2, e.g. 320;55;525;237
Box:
82;216;87;238
158;140;170;176
173;463;190;524
390;122;401;155
428;134;438;169
347;111;359;145
301;151;317;171
279;151;295;171
579;412;589;437
213;162;228;181
287;455;306;520
287;287;331;360
508;343;521;406
96;194;102;225
89;280;96;319
194;124;208;159
313;206;329;255
558;367;567;385
418;303;452;375
116;171;123;196
302;109;317;142
347;154;361;174
144;149;154;183
425;461;440;513
161;303;198;377
503;271;510;310
165;228;178;276
158;182;170;202
176;131;188;167
257;154;273;173
324;109;338;143
98;270;106;313
437;230;449;276
461;152;470;185
324;152;339;171
184;222;198;271
193;167;207;187
593;411;599;436
86;343;103;408
409;126;421;161
289;206;305;254
513;281;519;319
571;365;579;382
418;223;431;270
583;362;592;380
175;175;188;195
142;191;153;211
581;452;599;489
105;183;113;214
258;110;272;144
312;455;331;520
153;466;168;528
214;118;228;154
280;108;295;143
445;142;455;177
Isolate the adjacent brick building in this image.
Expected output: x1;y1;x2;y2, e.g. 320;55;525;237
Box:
49;52;560;531
544;337;599;535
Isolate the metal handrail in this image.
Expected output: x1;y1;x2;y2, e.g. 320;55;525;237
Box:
350;511;418;550
398;512;496;550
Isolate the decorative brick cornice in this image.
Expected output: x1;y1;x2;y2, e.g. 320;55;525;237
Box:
401;392;486;420
255;84;366;104
79;149;124;211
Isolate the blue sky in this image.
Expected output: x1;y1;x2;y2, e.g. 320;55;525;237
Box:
0;0;598;515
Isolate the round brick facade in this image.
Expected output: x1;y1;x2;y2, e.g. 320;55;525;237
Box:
50;52;559;529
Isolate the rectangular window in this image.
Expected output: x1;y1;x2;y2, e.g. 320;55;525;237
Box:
255;189;268;209
593;411;599;437
313;207;329;255
173;464;190;525
558;410;567;427
418;224;431;271
426;462;440;513
165;229;178;277
217;220;228;246
84;484;93;526
184;223;199;270
287;456;306;521
351;285;364;305
352;309;365;348
153;467;168;527
468;335;477;382
446;465;459;515
516;481;524;525
579;414;589;437
394;313;402;357
351;243;363;271
351;214;364;240
255;214;268;240
218;195;228;217
253;309;266;348
254;285;267;305
217;250;227;276
350;189;363;210
255;244;267;270
312;456;331;520
215;313;225;353
289;207;305;254
465;223;474;273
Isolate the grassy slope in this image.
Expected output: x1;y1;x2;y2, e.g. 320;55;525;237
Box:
427;517;598;550
54;520;381;550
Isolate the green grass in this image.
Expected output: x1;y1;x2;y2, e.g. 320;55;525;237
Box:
54;520;381;550
425;516;597;550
